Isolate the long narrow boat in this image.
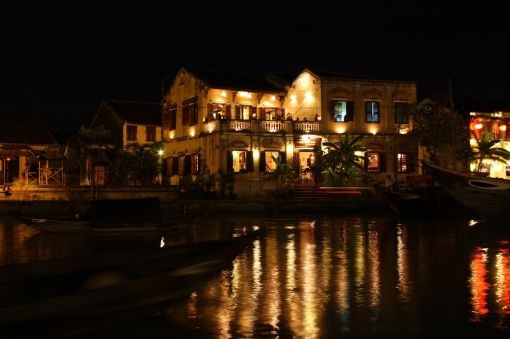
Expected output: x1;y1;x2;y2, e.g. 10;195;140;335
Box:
0;226;262;336
422;161;510;220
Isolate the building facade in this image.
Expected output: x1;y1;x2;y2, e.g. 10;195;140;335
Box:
162;68;417;196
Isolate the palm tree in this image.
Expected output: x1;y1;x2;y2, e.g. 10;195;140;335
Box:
323;134;365;186
469;131;510;172
267;155;295;197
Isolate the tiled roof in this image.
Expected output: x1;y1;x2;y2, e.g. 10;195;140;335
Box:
185;68;286;93
0;115;56;145
105;100;161;125
306;68;417;83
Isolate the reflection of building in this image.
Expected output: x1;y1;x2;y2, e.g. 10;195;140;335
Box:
0;115;62;190
162;67;417;196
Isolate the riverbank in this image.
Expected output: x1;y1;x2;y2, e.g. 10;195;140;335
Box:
0;196;393;217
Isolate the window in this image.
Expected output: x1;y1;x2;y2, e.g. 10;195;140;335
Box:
227;151;254;173
397;153;413;173
394;102;410;124
235;105;254;120
163;105;177;131
182;97;198;126
127;125;137;142
332;100;353;122
365;152;382;172
146;126;156;142
260;107;284;121
264;151;280;172
191;153;200;175
365;101;380;123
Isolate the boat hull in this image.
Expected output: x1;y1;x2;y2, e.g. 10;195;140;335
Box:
423;162;510;220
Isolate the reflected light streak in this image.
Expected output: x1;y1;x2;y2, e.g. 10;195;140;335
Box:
396;224;411;302
262;236;281;333
217;270;235;338
495;248;510;328
336;226;351;332
368;228;381;319
285;235;300;334
470;246;490;322
302;241;319;338
354;226;366;304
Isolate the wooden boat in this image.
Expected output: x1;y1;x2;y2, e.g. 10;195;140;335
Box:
375;183;469;219
422;161;510;220
0;226;262;335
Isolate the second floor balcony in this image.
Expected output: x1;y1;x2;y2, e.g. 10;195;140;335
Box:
202;119;322;135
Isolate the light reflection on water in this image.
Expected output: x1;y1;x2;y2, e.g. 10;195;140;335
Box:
169;217;510;337
1;216;510;337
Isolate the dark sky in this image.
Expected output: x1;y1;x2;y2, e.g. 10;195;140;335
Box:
1;3;509;131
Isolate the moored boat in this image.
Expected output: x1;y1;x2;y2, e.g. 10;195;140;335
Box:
0;226;262;334
376;182;469;219
422;161;510;220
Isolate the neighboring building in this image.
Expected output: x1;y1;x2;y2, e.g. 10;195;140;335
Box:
458;99;510;178
161;67;417;196
0;114;62;189
90;99;162;148
85;100;163;186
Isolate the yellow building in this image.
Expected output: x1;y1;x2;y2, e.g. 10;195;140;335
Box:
162;67;417;197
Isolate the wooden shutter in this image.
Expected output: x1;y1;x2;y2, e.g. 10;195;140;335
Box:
347;101;354;121
259;151;266;172
380;153;386;172
207;103;213;120
226;152;233;172
235;105;241;120
408;153;416;173
246;151;254;172
279;152;286;164
225;104;231;119
258;107;265;120
185;155;192;175
250;106;257;120
293;152;300;172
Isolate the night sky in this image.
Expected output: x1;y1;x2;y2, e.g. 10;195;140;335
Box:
1;3;509;132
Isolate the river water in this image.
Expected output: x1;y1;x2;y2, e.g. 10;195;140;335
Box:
0;215;509;338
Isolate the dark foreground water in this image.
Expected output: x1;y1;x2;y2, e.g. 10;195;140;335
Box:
1;215;509;338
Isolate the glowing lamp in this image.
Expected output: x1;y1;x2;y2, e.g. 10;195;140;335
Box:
474;123;483;130
500;125;507;132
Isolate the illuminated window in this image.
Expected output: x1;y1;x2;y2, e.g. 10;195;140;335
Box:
207;103;229;121
365;101;380;123
127;125;137;142
227;151;254;173
366;152;382;172
394;102;410;124
235;105;253;120
260;107;284;121
397;153;413;173
332;100;353;122
264;151;280;172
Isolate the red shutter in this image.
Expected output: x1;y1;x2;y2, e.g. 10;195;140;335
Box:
225;104;231;119
235;105;241;120
258;107;265;120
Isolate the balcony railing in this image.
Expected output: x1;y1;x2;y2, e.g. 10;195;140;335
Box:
294;121;321;133
259;120;285;132
202;119;321;134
